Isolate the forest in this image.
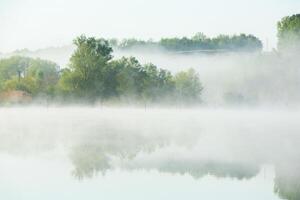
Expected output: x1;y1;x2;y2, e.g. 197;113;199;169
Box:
110;33;263;52
0;14;299;105
0;37;202;105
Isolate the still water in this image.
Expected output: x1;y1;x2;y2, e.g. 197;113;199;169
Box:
0;107;299;200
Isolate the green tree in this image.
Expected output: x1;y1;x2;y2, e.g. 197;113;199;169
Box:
173;68;203;103
3;76;37;95
192;32;207;41
0;56;59;97
112;57;146;99
142;63;174;102
59;35;113;102
277;14;300;51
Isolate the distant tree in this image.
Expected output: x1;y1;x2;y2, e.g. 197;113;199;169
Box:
0;57;28;88
108;38;119;47
212;34;262;51
159;34;262;52
191;32;207;41
26;59;59;96
173;68;203;103
3;76;37;95
0;56;59;97
277;14;300;51
119;38;147;49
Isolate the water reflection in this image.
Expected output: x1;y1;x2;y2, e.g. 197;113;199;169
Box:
0;108;300;200
274;164;300;200
69;139;300;200
69;140;259;180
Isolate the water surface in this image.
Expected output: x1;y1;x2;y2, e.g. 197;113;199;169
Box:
0;107;299;200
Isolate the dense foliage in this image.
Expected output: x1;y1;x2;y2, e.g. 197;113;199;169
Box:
0;56;59;98
111;33;263;52
277;14;300;51
0;36;203;105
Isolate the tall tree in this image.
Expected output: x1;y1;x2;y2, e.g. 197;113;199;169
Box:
60;35;113;101
277;14;300;51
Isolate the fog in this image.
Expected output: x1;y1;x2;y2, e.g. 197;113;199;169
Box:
0;107;299;171
113;49;300;106
1;46;300;199
0;107;299;199
3;46;300;106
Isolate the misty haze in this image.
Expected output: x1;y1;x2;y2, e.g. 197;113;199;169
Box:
1;1;300;200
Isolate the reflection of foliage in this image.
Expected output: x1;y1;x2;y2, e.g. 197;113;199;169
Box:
145;160;259;180
69;132;167;179
274;165;300;200
69;129;259;180
70;145;110;179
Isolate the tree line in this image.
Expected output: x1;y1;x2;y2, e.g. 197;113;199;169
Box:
0;36;203;105
1;13;300;105
111;12;300;53
110;33;263;52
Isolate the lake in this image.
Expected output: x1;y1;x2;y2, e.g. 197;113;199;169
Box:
0;107;299;200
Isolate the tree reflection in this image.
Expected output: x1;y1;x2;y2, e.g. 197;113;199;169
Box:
70;132;167;179
69;133;259;180
152;160;259;180
274;164;300;200
70;145;110;179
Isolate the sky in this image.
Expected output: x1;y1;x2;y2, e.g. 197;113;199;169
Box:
0;0;299;53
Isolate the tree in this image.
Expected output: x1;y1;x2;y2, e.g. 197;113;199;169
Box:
0;36;204;105
111;57;146;99
142;63;174;102
192;32;207;41
173;68;203;103
26;58;59;96
277;14;300;51
3;76;37;95
59;35;113;102
0;56;59;97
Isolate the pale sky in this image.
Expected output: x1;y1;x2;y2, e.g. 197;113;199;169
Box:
0;0;299;52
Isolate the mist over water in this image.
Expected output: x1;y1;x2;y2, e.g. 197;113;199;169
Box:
1;40;300;200
2;1;300;199
94;48;295;107
0;107;299;199
5;46;300;106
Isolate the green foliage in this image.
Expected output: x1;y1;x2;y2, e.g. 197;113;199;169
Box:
59;35;113;101
142;63;175;102
277;14;300;51
3;76;37;94
111;57;146;99
108;57;175;103
111;33;262;52
0;56;59;96
0;36;203;105
173;68;203;103
117;38;157;50
274;167;300;200
160;33;262;52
